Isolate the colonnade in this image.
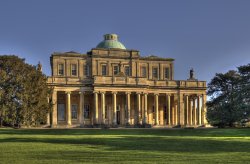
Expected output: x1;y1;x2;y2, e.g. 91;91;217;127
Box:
50;90;207;127
184;94;206;126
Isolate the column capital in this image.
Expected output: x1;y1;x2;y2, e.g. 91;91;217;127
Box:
65;91;71;95
93;91;99;94
125;92;131;95
197;94;202;98
165;93;171;96
100;91;106;94
136;92;141;95
79;91;85;95
143;92;148;95
154;93;159;96
112;91;117;95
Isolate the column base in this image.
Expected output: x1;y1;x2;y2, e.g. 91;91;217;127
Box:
51;124;58;128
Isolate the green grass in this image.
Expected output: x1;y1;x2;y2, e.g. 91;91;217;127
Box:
0;128;249;164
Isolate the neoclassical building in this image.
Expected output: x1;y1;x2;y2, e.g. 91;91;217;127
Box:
47;34;207;127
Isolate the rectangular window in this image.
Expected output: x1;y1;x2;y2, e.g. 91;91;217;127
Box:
153;67;158;79
114;66;119;75
102;65;107;76
152;106;155;113
141;66;146;77
125;66;130;76
58;64;64;75
71;64;77;76
165;68;170;79
71;104;78;119
58;104;65;121
84;104;90;119
84;65;90;76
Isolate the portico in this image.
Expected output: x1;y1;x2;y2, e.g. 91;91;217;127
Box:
50;88;207;127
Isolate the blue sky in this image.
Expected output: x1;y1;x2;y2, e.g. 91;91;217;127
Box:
0;0;250;83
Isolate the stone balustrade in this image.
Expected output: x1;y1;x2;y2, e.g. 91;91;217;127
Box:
47;76;206;88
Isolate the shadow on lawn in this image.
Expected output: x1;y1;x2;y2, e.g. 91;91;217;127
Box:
1;134;250;153
0;128;250;137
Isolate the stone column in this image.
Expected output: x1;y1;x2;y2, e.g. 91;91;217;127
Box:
47;96;50;125
154;93;159;125
185;95;189;125
193;97;197;126
126;92;131;125
136;92;141;124
189;98;192;126
101;92;106;124
94;91;99;124
167;94;171;125
175;104;178;125
52;90;57;127
171;95;175;125
201;94;207;125
171;105;175;125
79;91;84;126
112;92;117;125
66;91;71;126
143;93;148;124
178;92;184;126
197;95;201;125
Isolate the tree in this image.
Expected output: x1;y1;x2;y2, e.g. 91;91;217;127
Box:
0;55;49;127
237;64;250;122
207;64;250;127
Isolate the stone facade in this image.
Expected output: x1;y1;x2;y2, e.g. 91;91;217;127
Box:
47;34;207;127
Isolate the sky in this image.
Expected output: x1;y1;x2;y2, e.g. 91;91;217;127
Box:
0;0;250;83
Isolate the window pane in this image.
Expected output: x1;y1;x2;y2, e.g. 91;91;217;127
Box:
71;104;78;119
114;66;119;75
58;104;65;121
165;68;169;79
72;64;77;76
84;104;90;119
141;67;146;77
105;106;108;119
102;65;107;75
125;66;130;76
84;65;89;76
164;106;167;119
153;68;158;78
58;64;64;75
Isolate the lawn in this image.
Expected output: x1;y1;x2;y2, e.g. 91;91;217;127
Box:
0;128;249;164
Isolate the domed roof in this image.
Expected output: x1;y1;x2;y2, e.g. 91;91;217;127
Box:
96;34;126;49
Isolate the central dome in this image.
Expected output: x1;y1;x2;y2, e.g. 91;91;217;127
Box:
96;34;126;49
